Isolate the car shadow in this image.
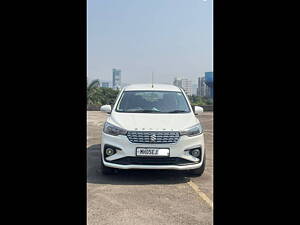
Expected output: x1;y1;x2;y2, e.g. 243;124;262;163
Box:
87;144;193;185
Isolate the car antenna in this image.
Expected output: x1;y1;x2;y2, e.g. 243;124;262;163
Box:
152;72;154;88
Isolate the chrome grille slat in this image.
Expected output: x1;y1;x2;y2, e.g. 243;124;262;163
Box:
127;131;180;144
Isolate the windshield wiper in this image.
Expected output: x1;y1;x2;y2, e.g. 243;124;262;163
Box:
167;110;188;113
129;109;161;113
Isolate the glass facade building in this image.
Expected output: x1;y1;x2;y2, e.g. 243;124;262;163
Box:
204;72;213;98
112;69;121;89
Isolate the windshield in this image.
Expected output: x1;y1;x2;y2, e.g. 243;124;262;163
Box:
116;91;191;113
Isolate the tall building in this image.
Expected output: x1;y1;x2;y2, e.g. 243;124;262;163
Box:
197;72;213;98
173;77;193;96
112;69;121;89
204;72;213;98
181;78;192;96
197;76;207;97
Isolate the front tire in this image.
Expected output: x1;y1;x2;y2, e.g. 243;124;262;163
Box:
189;154;206;176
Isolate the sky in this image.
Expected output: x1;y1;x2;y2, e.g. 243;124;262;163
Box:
88;0;213;85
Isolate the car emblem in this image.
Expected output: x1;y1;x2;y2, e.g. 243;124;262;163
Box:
150;134;156;142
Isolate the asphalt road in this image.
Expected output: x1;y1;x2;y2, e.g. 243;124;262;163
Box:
87;111;213;225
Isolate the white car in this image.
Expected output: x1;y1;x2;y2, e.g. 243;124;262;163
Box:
100;84;205;176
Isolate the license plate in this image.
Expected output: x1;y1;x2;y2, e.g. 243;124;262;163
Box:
136;148;170;157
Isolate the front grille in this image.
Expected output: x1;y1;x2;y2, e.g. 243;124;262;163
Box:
127;131;180;144
110;157;195;166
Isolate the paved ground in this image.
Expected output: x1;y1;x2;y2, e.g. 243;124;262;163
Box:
87;111;213;225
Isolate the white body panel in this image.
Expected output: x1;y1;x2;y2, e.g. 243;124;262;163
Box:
101;132;205;170
108;112;199;131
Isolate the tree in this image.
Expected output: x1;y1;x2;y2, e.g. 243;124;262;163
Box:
87;79;100;91
87;80;119;105
188;95;212;106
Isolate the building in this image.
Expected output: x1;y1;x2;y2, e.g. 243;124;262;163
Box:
197;72;213;98
173;77;193;96
197;76;207;97
101;82;110;88
204;72;213;98
112;69;121;89
173;77;182;87
181;78;193;96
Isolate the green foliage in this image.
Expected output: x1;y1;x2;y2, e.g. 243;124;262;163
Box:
87;82;119;105
87;82;212;107
188;95;213;106
87;79;100;91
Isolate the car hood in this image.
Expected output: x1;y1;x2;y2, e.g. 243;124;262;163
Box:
108;112;199;131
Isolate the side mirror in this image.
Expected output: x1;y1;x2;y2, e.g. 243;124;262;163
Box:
100;105;112;113
194;106;204;115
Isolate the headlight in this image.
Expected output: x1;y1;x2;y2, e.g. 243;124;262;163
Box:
180;124;203;137
103;122;127;136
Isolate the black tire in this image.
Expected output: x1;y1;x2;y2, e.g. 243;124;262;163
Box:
189;153;206;176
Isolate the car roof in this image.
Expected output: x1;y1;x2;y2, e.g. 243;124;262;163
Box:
123;83;182;92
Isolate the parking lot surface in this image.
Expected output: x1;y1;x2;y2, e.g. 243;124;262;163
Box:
87;111;213;225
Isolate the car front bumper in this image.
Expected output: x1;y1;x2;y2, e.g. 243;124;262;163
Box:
101;132;205;170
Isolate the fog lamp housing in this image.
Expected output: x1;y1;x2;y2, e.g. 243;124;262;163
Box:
191;149;201;158
105;148;115;156
187;147;202;159
103;144;120;159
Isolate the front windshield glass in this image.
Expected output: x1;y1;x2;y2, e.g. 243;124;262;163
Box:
116;91;191;113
